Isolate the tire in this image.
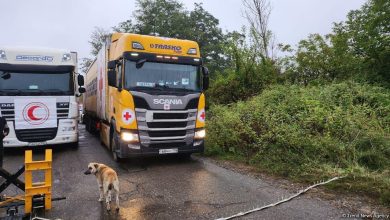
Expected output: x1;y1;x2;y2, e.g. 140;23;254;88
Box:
110;128;122;162
178;153;192;160
85;116;91;132
69;141;79;150
99;131;105;146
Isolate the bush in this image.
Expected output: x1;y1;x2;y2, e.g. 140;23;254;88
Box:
207;60;278;105
206;82;390;204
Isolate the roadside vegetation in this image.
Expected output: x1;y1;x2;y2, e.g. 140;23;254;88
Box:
207;82;390;205
84;0;390;205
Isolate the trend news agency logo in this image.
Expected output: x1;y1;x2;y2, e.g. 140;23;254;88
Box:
22;102;50;125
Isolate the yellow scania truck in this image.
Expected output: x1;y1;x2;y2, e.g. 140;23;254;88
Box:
84;33;209;161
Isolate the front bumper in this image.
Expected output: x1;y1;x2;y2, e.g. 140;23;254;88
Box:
116;138;205;158
3;119;78;147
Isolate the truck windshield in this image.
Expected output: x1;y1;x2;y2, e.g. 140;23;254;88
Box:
124;60;201;92
0;71;73;96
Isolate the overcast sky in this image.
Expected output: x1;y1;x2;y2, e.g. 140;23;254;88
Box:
0;0;366;62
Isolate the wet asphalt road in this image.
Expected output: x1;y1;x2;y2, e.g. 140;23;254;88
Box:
0;124;350;220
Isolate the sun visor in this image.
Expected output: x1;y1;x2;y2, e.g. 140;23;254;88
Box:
0;64;74;72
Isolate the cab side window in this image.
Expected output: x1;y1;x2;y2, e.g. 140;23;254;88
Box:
116;62;122;88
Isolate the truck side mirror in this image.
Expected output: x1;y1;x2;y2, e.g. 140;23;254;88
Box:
78;87;86;94
108;60;116;70
202;66;209;90
77;74;85;86
108;69;117;87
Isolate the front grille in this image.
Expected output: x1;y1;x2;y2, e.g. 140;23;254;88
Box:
0;102;69;120
0;103;15;120
147;122;187;128
148;130;186;138
57;108;69;118
149;142;187;149
153;112;188;120
136;108;197;147
133;96;199;110
15;128;58;142
57;102;69;119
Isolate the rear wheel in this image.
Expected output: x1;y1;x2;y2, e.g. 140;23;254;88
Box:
85;116;92;133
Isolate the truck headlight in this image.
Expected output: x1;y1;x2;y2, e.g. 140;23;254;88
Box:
0;50;6;60
62;53;71;62
121;131;139;142
194;129;206;139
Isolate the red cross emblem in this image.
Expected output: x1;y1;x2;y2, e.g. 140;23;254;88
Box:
200;111;205;120
122;109;135;125
123;112;132;120
198;109;205;122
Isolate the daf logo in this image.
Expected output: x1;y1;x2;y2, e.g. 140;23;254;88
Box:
1;103;14;108
153;99;183;105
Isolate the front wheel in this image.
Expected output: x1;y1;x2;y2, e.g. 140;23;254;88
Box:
178;153;192;160
110;129;122;162
70;141;79;150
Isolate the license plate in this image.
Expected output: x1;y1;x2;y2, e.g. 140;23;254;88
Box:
28;142;47;146
159;148;178;154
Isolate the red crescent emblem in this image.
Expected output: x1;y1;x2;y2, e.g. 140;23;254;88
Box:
22;102;50;125
27;106;42;121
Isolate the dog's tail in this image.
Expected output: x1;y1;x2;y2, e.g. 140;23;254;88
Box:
108;183;113;191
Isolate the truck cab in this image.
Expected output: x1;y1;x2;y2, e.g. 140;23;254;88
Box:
84;33;209;160
0;47;85;147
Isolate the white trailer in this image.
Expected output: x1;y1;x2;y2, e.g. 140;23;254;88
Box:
0;47;85;147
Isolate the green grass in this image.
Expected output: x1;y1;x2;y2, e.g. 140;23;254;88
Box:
205;82;390;206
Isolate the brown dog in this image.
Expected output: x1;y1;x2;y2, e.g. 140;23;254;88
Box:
84;163;120;211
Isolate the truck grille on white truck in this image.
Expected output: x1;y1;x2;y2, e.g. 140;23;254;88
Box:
16;128;58;142
0;102;69;120
0;102;69;142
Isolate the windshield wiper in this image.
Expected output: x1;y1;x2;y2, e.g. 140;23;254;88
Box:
0;89;21;95
172;88;195;92
154;83;170;90
44;89;68;95
130;86;164;91
20;89;45;95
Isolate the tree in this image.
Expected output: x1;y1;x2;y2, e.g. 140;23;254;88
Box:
80;58;93;74
133;0;187;37
113;19;135;33
94;0;228;74
243;0;277;61
89;27;110;56
333;0;390;84
282;0;389;86
187;3;227;73
207;30;278;104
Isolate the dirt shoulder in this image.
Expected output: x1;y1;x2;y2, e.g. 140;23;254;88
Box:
198;156;390;216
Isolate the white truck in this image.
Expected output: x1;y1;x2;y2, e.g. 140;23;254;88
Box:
0;47;85;147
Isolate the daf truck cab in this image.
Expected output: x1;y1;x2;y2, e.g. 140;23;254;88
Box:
0;47;85;147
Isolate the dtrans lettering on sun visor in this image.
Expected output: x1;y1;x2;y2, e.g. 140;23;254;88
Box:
150;44;182;53
15;55;54;62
